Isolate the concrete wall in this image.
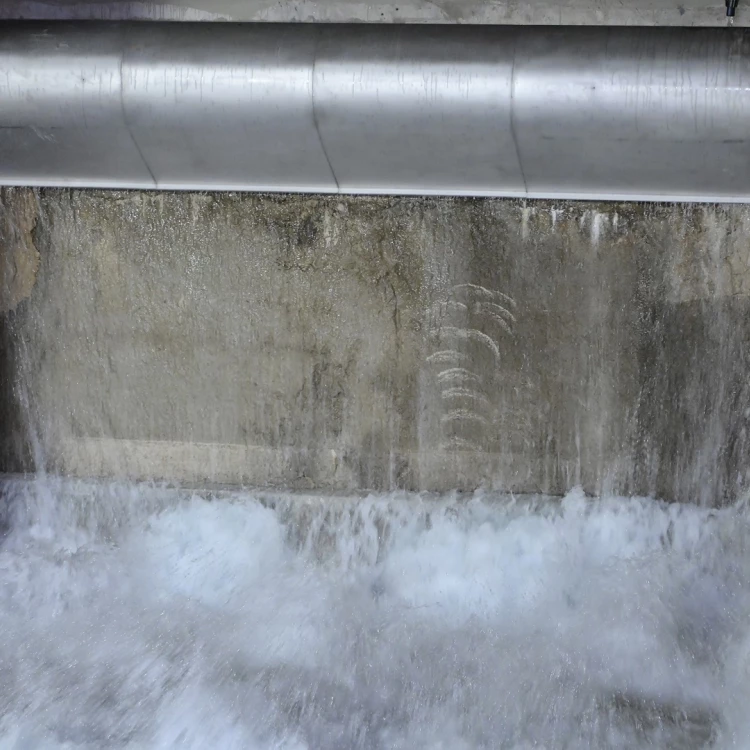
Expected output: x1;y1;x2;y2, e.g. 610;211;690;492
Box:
2;0;745;26
2;188;750;504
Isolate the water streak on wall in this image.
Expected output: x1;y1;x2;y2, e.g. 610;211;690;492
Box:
1;189;749;505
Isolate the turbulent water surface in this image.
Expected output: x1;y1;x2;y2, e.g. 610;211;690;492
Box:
0;478;749;749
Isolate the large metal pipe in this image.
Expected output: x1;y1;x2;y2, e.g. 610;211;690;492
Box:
1;23;749;201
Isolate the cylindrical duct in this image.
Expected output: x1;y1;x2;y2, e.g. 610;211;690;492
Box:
0;23;749;201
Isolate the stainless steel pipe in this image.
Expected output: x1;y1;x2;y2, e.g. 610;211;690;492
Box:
1;23;749;201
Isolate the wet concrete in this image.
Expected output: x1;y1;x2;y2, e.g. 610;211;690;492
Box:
2;189;750;503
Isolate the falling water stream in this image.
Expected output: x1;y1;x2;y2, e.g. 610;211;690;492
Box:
0;477;749;749
3;190;750;748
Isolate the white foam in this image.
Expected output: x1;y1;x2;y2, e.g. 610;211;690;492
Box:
0;478;747;748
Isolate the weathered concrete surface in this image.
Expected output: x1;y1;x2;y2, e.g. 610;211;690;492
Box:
1;0;745;26
0;190;39;315
2;190;750;504
0;189;40;476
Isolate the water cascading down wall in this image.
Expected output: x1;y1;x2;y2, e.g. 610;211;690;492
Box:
1;21;750;505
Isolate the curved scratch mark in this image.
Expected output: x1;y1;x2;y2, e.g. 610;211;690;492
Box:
441;387;490;406
436;368;482;386
473;301;516;325
472;306;513;335
439;327;501;364
426;350;467;366
453;283;517;308
440;409;490;426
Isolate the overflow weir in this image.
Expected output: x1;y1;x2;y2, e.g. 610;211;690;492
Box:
3;8;750;749
1;21;750;502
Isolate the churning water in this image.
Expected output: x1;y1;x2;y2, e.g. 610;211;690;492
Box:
0;477;749;749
